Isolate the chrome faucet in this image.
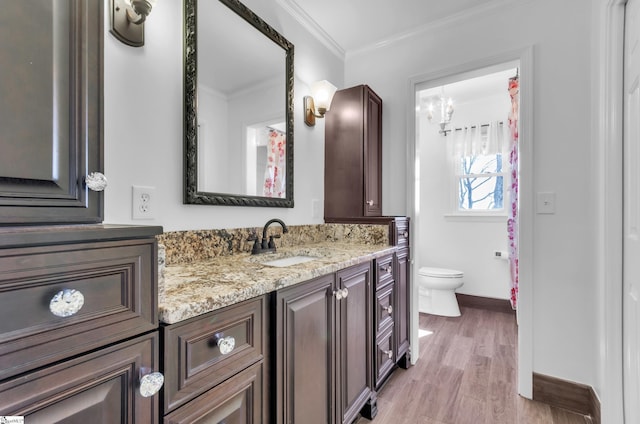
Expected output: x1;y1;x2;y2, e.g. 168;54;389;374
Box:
248;218;289;254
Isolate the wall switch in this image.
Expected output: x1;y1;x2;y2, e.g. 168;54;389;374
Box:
132;186;156;220
536;192;556;214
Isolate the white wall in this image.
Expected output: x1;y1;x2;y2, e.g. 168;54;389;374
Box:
420;92;511;300
103;0;344;231
346;0;598;392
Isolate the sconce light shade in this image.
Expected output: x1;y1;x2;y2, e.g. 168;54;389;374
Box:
110;0;158;47
304;80;338;126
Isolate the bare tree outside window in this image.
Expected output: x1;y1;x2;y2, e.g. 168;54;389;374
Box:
458;153;504;210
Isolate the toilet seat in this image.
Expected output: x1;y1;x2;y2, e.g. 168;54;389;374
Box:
418;267;463;278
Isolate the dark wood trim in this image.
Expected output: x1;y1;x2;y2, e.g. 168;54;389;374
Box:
532;372;600;422
589;384;601;424
456;293;515;315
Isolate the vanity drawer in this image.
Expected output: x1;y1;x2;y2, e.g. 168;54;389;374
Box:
394;218;409;248
164;361;264;424
162;296;265;414
374;326;396;388
375;283;394;334
0;239;158;380
0;332;160;422
376;254;395;288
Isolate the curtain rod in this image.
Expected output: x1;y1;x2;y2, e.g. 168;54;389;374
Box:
453;121;504;132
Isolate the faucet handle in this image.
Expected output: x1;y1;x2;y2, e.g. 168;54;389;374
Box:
247;234;262;254
268;234;281;249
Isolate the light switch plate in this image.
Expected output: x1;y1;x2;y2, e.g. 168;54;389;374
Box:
537;192;556;214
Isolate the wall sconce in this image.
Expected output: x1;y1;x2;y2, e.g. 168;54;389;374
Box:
427;88;454;136
304;80;338;126
110;0;158;47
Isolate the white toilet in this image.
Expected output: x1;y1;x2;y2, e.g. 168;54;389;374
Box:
418;267;464;317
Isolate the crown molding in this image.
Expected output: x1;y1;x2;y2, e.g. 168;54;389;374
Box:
347;0;527;58
276;0;345;60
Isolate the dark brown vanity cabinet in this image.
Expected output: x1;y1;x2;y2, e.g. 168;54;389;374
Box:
373;253;396;389
162;296;267;423
325;85;382;220
0;0;104;225
394;219;411;368
274;262;373;424
0;225;163;422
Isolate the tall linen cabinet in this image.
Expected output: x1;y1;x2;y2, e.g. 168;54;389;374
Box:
324;85;383;220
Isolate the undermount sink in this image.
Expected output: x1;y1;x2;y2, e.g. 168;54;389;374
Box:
259;255;318;268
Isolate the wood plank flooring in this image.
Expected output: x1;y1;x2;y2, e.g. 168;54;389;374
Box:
356;307;592;424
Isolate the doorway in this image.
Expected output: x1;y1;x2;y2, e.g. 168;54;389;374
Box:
408;49;534;397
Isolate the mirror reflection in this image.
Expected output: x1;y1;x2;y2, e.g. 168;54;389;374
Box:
184;0;294;207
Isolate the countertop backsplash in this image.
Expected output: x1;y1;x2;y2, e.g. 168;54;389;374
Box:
157;223;390;266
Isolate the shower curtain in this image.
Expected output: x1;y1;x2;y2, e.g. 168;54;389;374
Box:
263;129;286;198
507;74;520;309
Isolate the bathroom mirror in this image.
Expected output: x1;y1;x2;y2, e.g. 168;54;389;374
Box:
184;0;294;207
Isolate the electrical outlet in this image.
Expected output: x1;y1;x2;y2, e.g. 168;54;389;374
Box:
132;186;156;220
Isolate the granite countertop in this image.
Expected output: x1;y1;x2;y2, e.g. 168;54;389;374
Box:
159;241;396;324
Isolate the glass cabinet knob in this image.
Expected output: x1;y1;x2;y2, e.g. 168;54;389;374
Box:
85;172;108;191
139;371;164;397
403;231;409;238
385;350;393;359
215;334;236;355
386;305;393;315
49;288;85;317
341;288;349;299
366;200;374;206
333;290;343;300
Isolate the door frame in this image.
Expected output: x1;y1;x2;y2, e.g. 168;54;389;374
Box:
406;46;534;397
595;0;626;422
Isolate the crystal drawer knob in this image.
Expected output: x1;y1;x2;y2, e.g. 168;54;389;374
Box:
334;290;343;300
85;172;108;191
216;334;236;355
341;288;349;299
139;371;164;397
366;200;374;206
49;289;84;317
402;231;409;238
386;305;393;315
384;349;393;359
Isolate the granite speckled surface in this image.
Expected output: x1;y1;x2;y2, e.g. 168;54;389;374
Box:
157;224;389;265
160;242;394;324
158;224;393;324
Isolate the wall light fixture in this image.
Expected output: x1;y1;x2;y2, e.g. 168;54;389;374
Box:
304;80;338;126
110;0;158;47
427;88;454;136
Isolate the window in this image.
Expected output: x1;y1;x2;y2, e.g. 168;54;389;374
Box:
450;123;509;214
457;153;505;211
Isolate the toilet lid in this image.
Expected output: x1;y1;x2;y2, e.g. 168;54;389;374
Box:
418;267;463;278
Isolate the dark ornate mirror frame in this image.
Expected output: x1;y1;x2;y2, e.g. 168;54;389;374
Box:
183;0;295;207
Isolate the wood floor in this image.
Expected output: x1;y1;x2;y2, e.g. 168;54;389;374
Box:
356;306;592;424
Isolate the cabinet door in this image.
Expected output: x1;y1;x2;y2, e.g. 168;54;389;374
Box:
324;85;383;219
0;332;160;423
275;274;335;424
363;87;382;217
336;262;373;424
0;1;103;224
395;248;411;366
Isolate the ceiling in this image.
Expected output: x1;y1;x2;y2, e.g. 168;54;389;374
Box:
279;0;502;54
